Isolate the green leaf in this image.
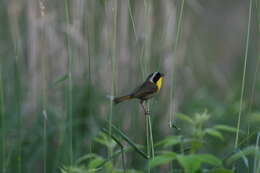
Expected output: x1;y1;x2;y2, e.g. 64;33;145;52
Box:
107;124;148;159
196;154;222;166
104;161;113;172
149;152;176;168
75;153;98;164
205;128;224;140
87;156;105;169
226;146;260;165
176;155;201;173
176;113;194;124
155;136;182;148
60;166;87;173
60;167;68;173
94;132;116;148
213;125;237;133
249;112;260;123
176;154;222;173
208;168;234;173
194;111;210;124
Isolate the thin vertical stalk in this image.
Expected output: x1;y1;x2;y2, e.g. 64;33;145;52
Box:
0;65;5;173
144;103;154;160
234;0;252;149
169;0;185;128
143;0;153;172
64;0;73;165
109;0;117;157
127;0;137;41
143;0;151;75
257;158;260;173
86;0;93;154
169;1;185;171
43;110;47;173
253;132;260;173
39;1;47;172
145;112;151;173
13;28;22;173
14;57;21;173
248;54;260;117
148;115;154;159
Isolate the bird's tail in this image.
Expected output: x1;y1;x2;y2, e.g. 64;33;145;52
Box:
113;95;132;104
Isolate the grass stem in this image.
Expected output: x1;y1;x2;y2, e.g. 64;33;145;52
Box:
109;0;118;158
145;113;151;173
253;132;260;173
169;0;185;128
64;0;73;165
0;65;5;173
234;0;252;149
148;114;154;159
127;0;137;41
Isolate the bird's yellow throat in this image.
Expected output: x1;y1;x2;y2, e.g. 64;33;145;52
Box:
156;77;163;90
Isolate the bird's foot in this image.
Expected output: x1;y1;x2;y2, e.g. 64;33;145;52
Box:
145;109;150;115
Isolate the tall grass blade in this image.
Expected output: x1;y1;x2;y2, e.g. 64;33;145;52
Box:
143;0;153;171
253;132;260;173
234;0;253;149
127;0;137;41
106;124;148;159
148;115;154;159
102;129;126;172
145;113;151;159
0;65;5;173
38;1;48;172
169;0;185;128
108;0;118;158
64;0;74;164
13;29;22;173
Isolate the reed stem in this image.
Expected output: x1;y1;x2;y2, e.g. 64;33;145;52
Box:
169;0;185;128
64;0;73;165
234;0;252;149
0;64;5;173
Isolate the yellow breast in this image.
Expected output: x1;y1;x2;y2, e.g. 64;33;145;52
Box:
156;77;163;90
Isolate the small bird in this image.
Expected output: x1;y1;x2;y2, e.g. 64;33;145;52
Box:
113;72;164;114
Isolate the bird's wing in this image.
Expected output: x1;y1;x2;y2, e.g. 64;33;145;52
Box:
131;81;157;98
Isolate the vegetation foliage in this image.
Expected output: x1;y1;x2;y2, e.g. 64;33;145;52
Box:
0;0;260;173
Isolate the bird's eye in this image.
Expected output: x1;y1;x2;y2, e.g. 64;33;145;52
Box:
153;73;161;83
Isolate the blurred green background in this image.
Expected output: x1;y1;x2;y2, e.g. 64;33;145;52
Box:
0;0;259;172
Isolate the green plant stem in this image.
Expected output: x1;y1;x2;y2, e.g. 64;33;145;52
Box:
127;0;137;41
0;65;5;173
43;110;47;173
143;0;151;75
253;132;260;173
102;129;126;172
109;0;118;158
106;124;148;159
234;0;252;149
85;0;95;155
145;113;151;173
169;0;185;128
64;0;73;165
41;45;47;173
148;115;154;159
143;0;153;172
13;32;22;173
39;1;48;172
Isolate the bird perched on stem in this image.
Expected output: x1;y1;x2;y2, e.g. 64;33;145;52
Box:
113;72;164;114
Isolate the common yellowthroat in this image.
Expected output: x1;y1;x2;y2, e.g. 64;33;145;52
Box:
113;72;164;114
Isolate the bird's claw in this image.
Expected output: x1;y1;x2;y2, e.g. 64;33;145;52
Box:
145;110;150;115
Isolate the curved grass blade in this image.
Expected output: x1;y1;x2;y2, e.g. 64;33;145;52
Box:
105;123;148;159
